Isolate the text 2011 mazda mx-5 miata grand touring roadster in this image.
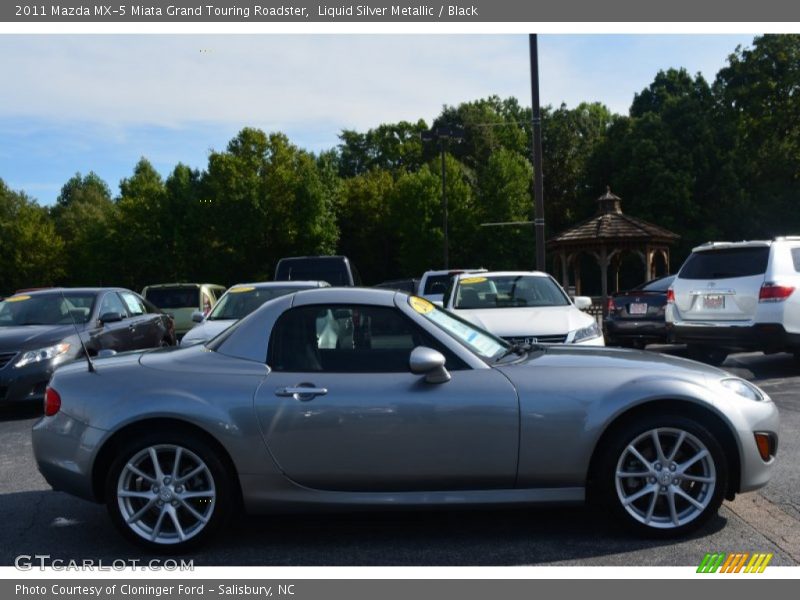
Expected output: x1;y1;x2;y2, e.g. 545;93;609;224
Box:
32;288;779;551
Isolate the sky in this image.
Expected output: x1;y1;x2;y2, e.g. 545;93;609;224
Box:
0;34;756;205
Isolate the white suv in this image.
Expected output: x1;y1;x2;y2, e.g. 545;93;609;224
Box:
666;237;800;364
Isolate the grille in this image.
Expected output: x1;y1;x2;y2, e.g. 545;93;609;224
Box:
504;334;567;345
0;352;18;370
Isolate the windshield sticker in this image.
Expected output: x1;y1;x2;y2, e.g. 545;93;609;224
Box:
229;286;255;294
5;295;31;302
460;277;487;285
409;296;434;314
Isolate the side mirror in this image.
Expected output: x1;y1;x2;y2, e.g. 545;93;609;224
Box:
99;311;123;324
409;346;451;384
191;310;205;323
97;349;117;359
573;296;592;310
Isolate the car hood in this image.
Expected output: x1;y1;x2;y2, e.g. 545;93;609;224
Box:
181;320;236;346
0;324;81;351
454;306;594;337
497;345;727;382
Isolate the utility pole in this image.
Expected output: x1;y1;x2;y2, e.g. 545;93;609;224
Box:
421;125;465;269
529;34;546;272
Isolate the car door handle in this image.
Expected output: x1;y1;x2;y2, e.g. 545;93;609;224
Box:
275;386;328;399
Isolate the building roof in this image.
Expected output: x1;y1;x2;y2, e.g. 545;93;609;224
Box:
548;187;679;247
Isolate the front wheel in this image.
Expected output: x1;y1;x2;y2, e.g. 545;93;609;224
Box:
596;415;728;537
105;430;233;552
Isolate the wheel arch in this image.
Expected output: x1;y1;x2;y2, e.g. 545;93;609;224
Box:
91;417;244;508
586;399;741;501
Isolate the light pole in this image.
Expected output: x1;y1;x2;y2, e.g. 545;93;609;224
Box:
529;33;546;272
422;125;465;269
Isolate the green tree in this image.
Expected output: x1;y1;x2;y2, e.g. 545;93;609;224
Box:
713;34;800;239
0;179;64;293
50;172;116;286
337;169;396;283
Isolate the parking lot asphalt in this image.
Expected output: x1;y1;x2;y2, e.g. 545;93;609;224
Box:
1;347;798;567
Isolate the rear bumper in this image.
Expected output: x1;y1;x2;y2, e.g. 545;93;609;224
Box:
669;321;800;352
604;318;668;343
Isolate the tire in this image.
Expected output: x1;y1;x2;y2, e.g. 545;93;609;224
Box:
105;429;234;553
595;414;728;537
687;344;728;366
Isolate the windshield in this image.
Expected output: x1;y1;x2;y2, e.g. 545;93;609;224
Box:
209;286;303;320
0;293;95;326
454;275;569;309
144;287;199;309
407;296;508;361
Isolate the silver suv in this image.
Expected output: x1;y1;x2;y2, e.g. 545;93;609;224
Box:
666;237;800;364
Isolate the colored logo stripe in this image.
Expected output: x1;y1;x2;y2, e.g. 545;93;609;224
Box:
697;552;772;573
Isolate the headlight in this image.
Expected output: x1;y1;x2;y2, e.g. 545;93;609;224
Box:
14;342;71;368
720;377;765;402
571;321;601;343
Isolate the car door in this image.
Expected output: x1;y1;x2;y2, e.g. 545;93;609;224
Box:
253;303;520;493
89;291;134;352
120;291;165;349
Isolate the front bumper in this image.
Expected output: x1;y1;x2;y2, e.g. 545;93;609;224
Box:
0;360;53;406
730;395;780;493
669;321;800;353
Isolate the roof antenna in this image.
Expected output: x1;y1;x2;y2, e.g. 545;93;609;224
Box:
59;289;96;373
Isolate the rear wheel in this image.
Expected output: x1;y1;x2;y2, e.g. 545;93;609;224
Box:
105;430;233;552
596;414;728;537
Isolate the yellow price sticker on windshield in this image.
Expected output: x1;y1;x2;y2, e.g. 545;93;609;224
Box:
228;286;255;294
460;276;487;285
409;296;435;314
5;295;31;302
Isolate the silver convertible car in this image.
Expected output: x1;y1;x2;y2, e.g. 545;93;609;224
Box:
33;288;779;551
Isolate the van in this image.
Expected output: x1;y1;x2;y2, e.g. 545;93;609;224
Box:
274;256;361;287
141;283;226;338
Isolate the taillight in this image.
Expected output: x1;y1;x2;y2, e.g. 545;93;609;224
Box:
759;283;795;302
44;386;61;416
606;297;616;314
666;288;675;303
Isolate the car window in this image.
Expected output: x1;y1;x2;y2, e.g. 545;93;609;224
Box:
455;275;569;309
209;286;307;320
792;248;800;272
99;292;128;318
638;276;675;292
679;247;770;279
268;304;466;373
144;287;200;309
120;292;146;316
423;275;451;295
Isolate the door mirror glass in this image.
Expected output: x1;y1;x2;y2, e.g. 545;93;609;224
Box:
409;346;450;384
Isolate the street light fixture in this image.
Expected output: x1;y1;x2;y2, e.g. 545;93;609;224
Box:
421;124;465;269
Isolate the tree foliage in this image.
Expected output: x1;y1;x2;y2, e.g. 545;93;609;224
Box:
4;35;800;295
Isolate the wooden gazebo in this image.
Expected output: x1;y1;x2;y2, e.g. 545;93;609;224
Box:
547;187;679;311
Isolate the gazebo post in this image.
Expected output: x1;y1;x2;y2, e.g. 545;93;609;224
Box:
599;247;609;316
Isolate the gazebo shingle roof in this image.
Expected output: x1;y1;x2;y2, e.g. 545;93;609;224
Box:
548;187;679;247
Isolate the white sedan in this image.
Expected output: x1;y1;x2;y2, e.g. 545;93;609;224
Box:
443;271;604;345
